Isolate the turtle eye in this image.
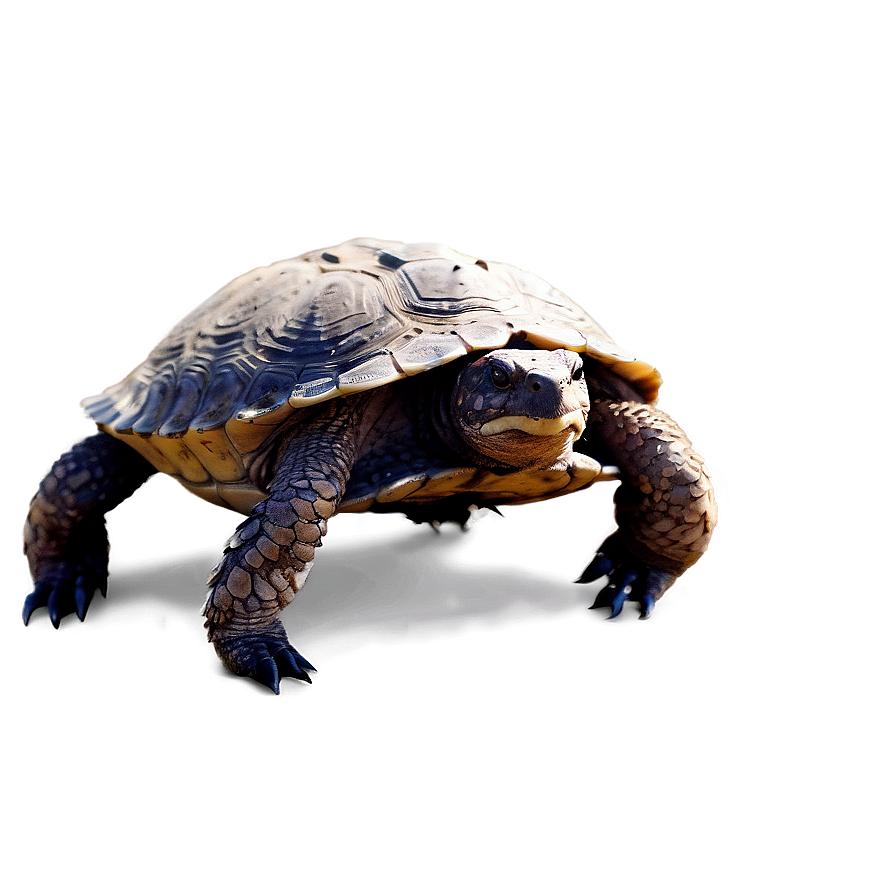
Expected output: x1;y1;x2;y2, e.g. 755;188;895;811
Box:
490;363;511;390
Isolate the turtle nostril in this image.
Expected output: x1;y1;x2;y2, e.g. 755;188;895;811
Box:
525;374;546;394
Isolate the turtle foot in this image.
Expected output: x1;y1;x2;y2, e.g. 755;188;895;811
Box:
23;557;108;627
213;622;316;694
577;532;677;619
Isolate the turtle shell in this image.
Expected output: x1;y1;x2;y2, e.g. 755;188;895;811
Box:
84;238;661;511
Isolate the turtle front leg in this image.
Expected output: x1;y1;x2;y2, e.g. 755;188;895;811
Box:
204;408;357;693
578;400;717;618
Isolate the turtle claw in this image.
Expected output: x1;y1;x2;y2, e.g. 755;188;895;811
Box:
75;575;87;622
23;582;51;625
274;646;316;677
255;657;282;694
23;563;107;627
580;532;677;619
576;551;614;584
213;622;315;694
590;567;640;618
602;592;627;619
262;648;315;694
47;581;74;628
24;505;111;627
638;593;656;620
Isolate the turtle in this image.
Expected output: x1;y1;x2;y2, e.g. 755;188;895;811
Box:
23;237;717;693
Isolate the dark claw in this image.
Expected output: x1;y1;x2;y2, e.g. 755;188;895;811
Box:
581;531;677;619
75;576;87;620
23;582;51;625
576;551;614;584
275;647;302;677
253;656;281;694
591;568;639;618
47;581;75;629
274;647;313;684
606;594;626;619
639;592;656;619
291;650;316;673
214;622;315;693
24;555;108;627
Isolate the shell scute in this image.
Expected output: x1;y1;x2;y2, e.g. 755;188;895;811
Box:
290;375;339;407
192;368;249;431
398;258;518;315
158;367;208;437
130;380;174;435
523;322;588;352
236;368;299;421
454;321;512;351
391;333;468;375
181;429;243;482
336;352;401;394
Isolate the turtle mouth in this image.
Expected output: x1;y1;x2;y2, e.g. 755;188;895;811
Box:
479;409;587;440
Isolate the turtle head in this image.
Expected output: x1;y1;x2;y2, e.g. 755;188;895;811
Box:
451;348;590;469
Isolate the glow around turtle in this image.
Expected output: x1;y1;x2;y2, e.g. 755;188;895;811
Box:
23;238;717;692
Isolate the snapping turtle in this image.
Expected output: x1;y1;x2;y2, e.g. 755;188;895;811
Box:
23;238;716;692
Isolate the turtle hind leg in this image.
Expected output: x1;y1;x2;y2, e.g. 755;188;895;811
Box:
370;493;502;530
23;432;155;627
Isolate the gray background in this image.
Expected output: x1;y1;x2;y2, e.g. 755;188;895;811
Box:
2;2;892;893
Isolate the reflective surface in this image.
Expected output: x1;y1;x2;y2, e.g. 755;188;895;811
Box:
4;5;892;894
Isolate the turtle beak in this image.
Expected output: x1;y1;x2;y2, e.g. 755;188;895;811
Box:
480;408;587;439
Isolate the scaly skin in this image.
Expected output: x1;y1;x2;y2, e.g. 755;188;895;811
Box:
21;354;716;690
204;398;367;693
23;433;155;626
578;399;717;617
